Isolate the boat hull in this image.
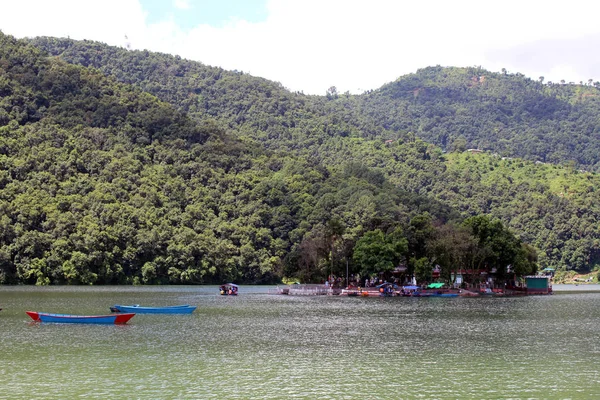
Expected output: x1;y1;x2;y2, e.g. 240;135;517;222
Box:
111;305;196;314
26;311;135;324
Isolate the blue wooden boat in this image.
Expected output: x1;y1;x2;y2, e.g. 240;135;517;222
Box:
110;304;196;314
26;311;135;324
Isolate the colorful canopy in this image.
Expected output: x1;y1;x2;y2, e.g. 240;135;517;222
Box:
427;283;445;289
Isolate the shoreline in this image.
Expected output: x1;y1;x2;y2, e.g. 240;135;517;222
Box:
552;283;600;292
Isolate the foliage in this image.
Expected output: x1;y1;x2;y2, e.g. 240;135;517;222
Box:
0;32;598;285
352;228;407;278
360;66;600;172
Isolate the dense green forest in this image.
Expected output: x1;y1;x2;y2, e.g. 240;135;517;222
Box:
29;37;600;172
360;66;600;171
0;32;598;285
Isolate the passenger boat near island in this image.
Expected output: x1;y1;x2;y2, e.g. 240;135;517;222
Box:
220;283;239;295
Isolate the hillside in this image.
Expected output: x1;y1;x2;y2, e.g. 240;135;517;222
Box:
29;38;600;172
0;32;466;285
26;36;600;272
0;32;598;285
27;36;404;154
359;66;600;171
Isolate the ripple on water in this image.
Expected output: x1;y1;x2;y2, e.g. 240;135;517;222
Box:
2;288;600;398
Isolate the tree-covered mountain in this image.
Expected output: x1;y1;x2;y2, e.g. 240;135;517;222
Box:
0;32;598;285
30;37;600;171
358;66;600;171
0;32;467;285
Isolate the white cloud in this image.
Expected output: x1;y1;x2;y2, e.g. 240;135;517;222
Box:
0;0;148;48
173;0;192;10
1;0;600;94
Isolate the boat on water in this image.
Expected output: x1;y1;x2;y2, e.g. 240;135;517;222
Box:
219;283;239;295
376;282;400;296
110;304;196;314
398;286;434;297
420;282;460;297
26;311;135;325
428;292;459;297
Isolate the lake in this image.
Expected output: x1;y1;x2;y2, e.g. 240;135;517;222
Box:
1;285;600;399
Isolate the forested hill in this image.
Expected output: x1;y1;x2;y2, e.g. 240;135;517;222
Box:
29;37;600;172
358;66;600;171
0;32;598;286
0;31;463;285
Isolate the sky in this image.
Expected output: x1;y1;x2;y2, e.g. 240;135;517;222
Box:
1;0;600;95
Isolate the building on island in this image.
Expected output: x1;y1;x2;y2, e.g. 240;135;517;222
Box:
525;276;552;295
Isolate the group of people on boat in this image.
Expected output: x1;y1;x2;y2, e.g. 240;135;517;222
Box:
219;283;238;296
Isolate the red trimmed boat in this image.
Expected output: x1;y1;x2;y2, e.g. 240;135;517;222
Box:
26;311;135;325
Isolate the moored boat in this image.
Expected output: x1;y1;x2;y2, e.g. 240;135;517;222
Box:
26;311;135;324
400;285;423;297
110;304;196;314
422;282;460;297
376;282;400;296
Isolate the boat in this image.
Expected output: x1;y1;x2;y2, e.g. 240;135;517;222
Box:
376;282;400;296
219;283;239;295
26;311;135;324
341;288;360;296
110;304;196;314
400;285;422;297
423;291;459;297
459;290;480;297
422;282;460;297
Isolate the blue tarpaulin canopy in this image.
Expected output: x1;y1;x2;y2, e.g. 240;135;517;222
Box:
403;285;419;290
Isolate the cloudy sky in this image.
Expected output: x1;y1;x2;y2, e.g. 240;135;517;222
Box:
1;0;599;94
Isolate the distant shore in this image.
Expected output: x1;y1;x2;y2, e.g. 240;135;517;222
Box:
552;283;600;292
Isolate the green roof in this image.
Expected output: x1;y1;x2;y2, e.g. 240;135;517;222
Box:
427;282;444;289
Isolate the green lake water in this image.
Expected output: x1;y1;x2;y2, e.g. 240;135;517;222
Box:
1;285;600;399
